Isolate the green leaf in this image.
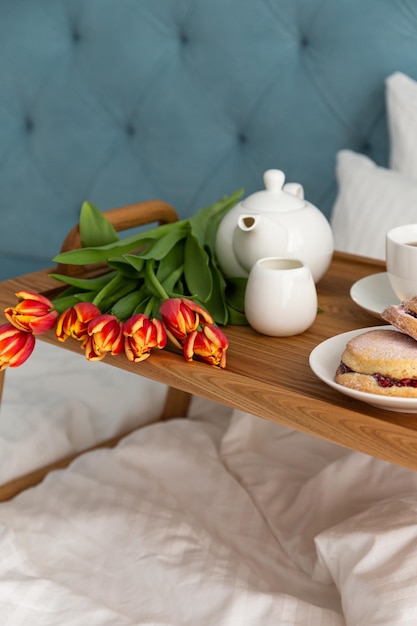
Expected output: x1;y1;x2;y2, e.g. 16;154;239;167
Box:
226;305;248;325
51;294;81;313
119;254;146;274
133;294;154;316
52;285;79;300
92;274;137;309
50;192;245;326
143;296;156;318
74;292;96;303
161;264;184;296
183;233;212;302
200;258;228;325
53;220;183;266
225;276;248;313
151;297;163;319
110;287;149;320
79;201;120;247
144;260;169;299
53;237;150;266
51;291;98;314
156;240;185;284
107;256;144;278
172;278;185;296
136;224;188;260
48;270;118;291
205;193;243;253
188;189;243;249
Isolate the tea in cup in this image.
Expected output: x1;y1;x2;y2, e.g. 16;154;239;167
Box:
386;224;417;301
244;257;317;336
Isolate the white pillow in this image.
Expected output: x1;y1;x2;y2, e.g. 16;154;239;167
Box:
313;494;417;625
386;72;417;179
330;149;417;259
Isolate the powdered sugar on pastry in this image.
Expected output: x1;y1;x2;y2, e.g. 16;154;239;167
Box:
382;296;417;341
335;328;417;397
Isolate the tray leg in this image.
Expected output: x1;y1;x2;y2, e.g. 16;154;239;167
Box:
0;370;5;406
159;386;192;420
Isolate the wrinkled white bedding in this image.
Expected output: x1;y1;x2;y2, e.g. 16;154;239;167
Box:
0;341;167;483
1;344;417;624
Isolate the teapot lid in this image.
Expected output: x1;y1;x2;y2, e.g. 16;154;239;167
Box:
241;169;306;212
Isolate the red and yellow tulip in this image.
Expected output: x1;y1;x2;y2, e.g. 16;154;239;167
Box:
183;324;228;368
0;323;36;370
160;298;213;345
1;290;228;370
85;314;124;361
55;302;101;343
123;313;167;362
4;291;58;335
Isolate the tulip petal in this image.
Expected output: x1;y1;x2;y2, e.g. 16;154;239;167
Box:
152;318;167;349
27;310;58;334
182;325;228;368
203;324;228;349
56;303;101;342
4;291;58;335
88;314;123;355
0;323;36;370
183;330;197;362
15;291;53;307
74;302;102;323
123;313;166;362
180;298;213;325
160;297;211;342
83;336;107;362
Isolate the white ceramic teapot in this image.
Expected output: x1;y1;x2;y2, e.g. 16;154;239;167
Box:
215;169;334;283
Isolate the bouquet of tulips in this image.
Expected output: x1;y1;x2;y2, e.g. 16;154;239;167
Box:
0;191;248;372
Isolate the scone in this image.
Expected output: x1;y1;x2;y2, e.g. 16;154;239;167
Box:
382;296;417;341
335;328;417;397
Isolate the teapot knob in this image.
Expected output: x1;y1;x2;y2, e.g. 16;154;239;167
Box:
263;169;286;191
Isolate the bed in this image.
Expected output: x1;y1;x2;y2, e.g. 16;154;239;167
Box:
2;1;417;624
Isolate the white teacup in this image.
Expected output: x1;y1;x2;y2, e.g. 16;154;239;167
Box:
244;257;317;336
386;224;417;301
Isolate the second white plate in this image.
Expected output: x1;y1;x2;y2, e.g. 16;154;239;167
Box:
350;272;400;318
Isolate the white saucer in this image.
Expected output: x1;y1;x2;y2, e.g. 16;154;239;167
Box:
309;325;417;413
350;272;400;318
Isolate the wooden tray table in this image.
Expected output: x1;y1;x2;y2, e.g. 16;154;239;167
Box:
1;204;417;499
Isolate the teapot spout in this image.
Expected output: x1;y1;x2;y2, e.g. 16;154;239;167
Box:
233;213;288;273
237;214;260;232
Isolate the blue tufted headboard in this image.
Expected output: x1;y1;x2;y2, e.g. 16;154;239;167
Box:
1;0;417;280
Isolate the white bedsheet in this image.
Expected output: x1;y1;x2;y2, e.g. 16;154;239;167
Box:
0;341;167;483
0;401;416;624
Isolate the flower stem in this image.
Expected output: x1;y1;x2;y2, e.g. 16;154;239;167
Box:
92;273;126;308
145;260;169;300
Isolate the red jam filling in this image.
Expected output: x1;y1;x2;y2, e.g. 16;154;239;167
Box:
339;361;417;388
405;306;417;319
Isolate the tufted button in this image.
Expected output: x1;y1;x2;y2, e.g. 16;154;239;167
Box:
362;140;372;154
180;32;189;44
25;117;34;133
72;29;81;43
126;123;136;136
238;132;247;144
300;36;309;47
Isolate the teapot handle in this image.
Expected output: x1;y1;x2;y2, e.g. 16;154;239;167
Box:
283;182;304;200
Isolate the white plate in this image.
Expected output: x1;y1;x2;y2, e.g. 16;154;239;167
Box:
350;272;399;318
309;325;417;413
